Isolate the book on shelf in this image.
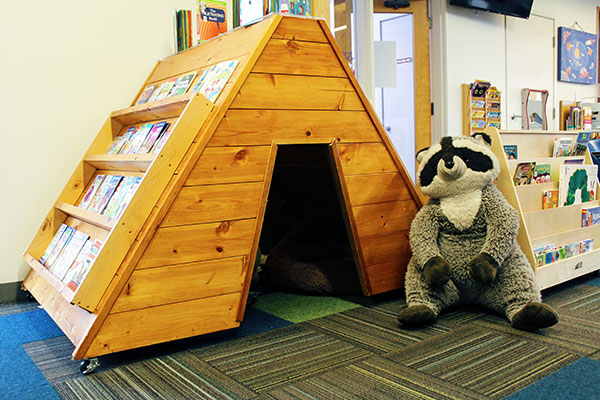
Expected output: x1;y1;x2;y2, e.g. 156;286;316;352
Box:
193;59;239;103
150;125;174;154
49;229;90;281
155;78;178;101
542;189;559;209
582;206;600;227
513;161;536;185
117;127;139;154
124;123;154;154
64;238;104;292
198;0;228;42
39;224;69;265
102;176;142;219
558;164;598;206
572;131;593;156
138;121;168;154
135;84;158;105
78;175;106;209
503;145;517;160
533;238;594;267
553;137;574;157
533;164;551;183
44;225;75;269
168;72;197;97
87;175;123;214
107;127;137;154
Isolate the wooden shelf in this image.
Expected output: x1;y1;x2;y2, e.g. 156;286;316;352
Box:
486;126;600;290
111;94;192;125
23;252;76;302
54;202;115;230
84;154;155;172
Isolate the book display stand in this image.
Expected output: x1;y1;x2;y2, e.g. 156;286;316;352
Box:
22;14;421;371
484;127;600;291
462;81;501;135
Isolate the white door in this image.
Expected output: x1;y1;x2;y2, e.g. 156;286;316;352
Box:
373;14;416;182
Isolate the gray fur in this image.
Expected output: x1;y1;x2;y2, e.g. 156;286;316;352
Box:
404;135;543;323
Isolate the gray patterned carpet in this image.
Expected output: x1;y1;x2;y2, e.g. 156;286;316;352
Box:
6;272;600;399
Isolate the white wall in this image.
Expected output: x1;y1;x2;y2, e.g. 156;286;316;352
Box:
432;0;600;139
0;0;195;285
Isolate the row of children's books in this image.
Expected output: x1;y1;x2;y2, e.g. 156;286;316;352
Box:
503;132;600;160
39;224;104;291
534;238;594;267
135;59;239;106
107;121;171;155
78;175;142;219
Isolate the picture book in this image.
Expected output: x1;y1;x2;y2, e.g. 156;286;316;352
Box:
65;238;104;291
553;137;573;157
108;127;137;154
542;189;559;209
44;225;74;269
168;72;197;97
135;84;158;105
513;161;536;185
471;110;485;119
154;78;178;101
114;177;142;220
102;176;140;218
582;206;600;227
88;175;123;214
558;164;598;206
572;131;593;156
194;59;239;103
289;0;311;15
125;123;154;154
198;0;228;42
61;239;92;287
78;174;106;209
150;125;174;154
533;164;551;183
39;224;68;265
503;145;517;160
50;229;90;281
138;121;168;154
117;127;139;154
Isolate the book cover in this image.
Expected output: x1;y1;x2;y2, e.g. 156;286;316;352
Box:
553;137;574;157
150;125;174;154
198;0;228;42
503;145;517;160
118;127;139;154
114;177;142;220
558;164;598;206
191;68;209;93
78;174;106;210
135;84;158;105
513;162;536;185
125;123;154;154
50;229;90;281
39;223;68;265
44;225;74;269
154;78;178;101
102;176;137;218
168;72;198;97
582;206;600;227
138;121;168;154
194;59;239;103
572;131;592;156
542;189;559;209
290;0;311;15
88;175;123;214
533;164;551;183
110;127;137;154
61;239;92;287
65;239;104;292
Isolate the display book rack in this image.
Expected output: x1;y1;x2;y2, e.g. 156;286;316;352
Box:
484;127;600;291
462;81;501;136
21;13;423;372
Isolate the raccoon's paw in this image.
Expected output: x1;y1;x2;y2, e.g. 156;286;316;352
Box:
397;304;437;328
468;252;498;284
423;256;452;287
511;302;559;331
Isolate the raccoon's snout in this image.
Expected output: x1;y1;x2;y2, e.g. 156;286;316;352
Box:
438;156;466;181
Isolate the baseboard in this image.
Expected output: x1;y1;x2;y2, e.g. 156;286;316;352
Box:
0;281;27;303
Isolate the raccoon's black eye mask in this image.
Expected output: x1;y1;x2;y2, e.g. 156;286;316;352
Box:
419;139;494;187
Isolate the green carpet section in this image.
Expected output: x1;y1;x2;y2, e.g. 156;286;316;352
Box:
251;292;362;323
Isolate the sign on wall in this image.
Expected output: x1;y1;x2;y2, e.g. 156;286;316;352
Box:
558;26;598;84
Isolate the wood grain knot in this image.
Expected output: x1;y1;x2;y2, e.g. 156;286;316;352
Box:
286;40;300;51
235;149;247;160
216;221;231;234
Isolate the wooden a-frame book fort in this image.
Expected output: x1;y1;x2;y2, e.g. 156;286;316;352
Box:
22;14;423;360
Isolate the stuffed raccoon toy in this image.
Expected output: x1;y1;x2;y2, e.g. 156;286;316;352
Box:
398;132;558;331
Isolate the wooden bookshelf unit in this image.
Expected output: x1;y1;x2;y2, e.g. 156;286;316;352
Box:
485;127;600;290
22;14;421;369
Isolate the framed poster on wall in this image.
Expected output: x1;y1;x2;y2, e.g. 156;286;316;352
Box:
558;26;597;84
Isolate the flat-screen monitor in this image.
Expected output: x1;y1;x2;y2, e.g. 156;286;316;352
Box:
449;0;534;19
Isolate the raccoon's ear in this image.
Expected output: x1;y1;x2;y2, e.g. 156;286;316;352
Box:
471;132;492;146
416;147;429;163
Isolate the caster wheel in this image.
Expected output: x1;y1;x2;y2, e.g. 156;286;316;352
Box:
79;358;99;375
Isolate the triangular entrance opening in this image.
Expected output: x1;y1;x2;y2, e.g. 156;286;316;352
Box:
256;144;362;295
